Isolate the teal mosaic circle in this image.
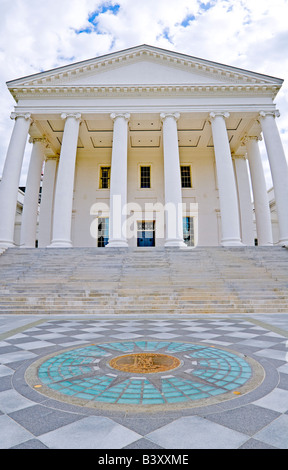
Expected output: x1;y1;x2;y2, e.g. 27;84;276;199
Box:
31;341;257;408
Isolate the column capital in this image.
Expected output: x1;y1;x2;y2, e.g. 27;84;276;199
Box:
241;134;262;145
209;112;230;122
61;112;82;121
29;136;50;147
10;112;32;122
160;112;180;122
258;110;280;120
231;153;247;161
45;154;59;162
110;112;130;122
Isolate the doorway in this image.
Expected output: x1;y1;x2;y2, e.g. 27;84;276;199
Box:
137;221;155;247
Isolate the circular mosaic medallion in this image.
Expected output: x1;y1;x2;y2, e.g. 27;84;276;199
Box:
25;341;264;411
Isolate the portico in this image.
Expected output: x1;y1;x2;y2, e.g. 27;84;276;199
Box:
1;45;287;249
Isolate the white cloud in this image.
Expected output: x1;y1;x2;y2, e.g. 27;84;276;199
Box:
0;0;287;188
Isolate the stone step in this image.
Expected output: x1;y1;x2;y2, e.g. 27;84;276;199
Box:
0;298;223;304
2;294;287;303
2;295;287;304
0;297;288;308
0;281;284;291
0;305;287;315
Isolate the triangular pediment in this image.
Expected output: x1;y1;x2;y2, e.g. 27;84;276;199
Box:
7;44;283;90
53;58;232;86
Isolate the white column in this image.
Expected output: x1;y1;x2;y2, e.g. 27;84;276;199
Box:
209;112;242;246
38;156;58;247
259;111;288;246
233;154;254;245
0;112;32;247
160;112;185;247
244;136;273;246
106;113;130;248
20;138;47;247
50;113;81;247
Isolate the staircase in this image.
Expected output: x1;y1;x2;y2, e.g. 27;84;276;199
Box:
0;246;288;315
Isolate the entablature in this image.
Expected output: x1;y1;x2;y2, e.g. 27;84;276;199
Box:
9;82;281;103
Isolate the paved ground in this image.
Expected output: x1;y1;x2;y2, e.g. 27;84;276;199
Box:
0;313;287;449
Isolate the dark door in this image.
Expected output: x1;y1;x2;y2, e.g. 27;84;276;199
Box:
137;221;155;247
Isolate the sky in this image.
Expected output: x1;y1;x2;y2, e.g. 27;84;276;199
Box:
0;0;288;188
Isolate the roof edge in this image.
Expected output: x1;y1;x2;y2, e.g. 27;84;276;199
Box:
6;44;284;87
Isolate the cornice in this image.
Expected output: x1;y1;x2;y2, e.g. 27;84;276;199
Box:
9;83;281;102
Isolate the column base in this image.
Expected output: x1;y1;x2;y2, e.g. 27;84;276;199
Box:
106;239;128;248
48;239;73;248
258;241;274;247
165;239;186;248
221;238;245;247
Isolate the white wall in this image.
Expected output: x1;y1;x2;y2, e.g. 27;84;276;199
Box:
71;146;220;247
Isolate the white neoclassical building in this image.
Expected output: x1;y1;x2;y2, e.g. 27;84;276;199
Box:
0;44;288;249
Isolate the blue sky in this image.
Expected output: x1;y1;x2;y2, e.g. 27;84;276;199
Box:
76;3;121;34
0;0;287;187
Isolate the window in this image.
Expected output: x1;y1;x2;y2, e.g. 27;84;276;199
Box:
181;165;192;188
100;167;110;189
140;166;151;188
183;217;194;246
97;218;109;247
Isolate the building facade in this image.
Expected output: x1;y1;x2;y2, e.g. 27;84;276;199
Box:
0;45;288;249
